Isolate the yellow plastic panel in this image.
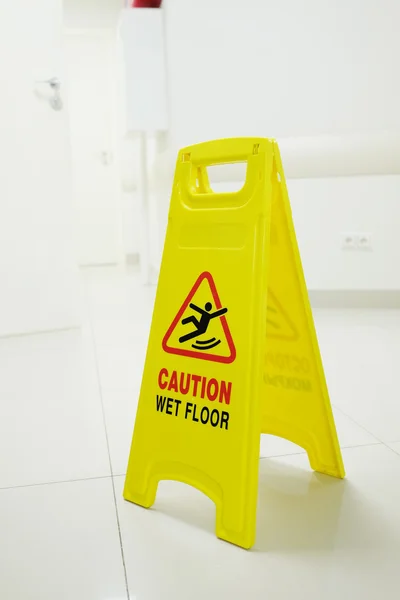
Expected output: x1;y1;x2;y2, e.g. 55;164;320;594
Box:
261;142;345;478
124;138;345;550
124;138;272;549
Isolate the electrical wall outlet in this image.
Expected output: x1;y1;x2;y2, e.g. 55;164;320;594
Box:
341;232;373;251
357;232;373;251
341;232;357;250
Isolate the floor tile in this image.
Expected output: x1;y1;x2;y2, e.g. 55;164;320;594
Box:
314;309;400;443
0;478;127;600
1;266;399;600
102;387;140;475
0;328;110;488
387;441;400;455
96;344;146;391
330;406;380;447
116;444;400;600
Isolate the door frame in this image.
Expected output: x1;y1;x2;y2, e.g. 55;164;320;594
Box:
64;27;124;266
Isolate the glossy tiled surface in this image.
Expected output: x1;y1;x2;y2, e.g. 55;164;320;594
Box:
388;441;400;455
0;266;399;599
0;478;127;600
116;444;400;600
0;327;110;489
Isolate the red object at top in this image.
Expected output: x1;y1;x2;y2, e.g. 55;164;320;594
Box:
132;0;162;7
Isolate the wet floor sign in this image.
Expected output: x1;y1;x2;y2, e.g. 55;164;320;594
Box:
124;138;345;549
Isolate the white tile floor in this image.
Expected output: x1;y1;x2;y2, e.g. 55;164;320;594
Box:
1;266;400;599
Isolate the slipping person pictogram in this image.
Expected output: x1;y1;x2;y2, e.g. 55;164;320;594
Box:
179;302;228;347
162;271;236;363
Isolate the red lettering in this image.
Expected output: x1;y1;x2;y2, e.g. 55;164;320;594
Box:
206;378;219;401
159;370;233;405
179;372;190;395
219;380;232;405
168;370;178;392
191;374;201;396
200;376;207;399
158;368;168;390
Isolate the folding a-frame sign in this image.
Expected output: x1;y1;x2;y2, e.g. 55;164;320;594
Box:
124;138;345;549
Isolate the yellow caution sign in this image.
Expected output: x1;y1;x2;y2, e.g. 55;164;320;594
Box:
266;288;298;341
124;138;345;549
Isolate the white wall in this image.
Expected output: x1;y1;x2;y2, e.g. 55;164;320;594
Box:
64;0;135;265
164;0;400;147
0;0;79;337
64;0;123;29
118;8;169;266
289;176;400;291
157;0;400;292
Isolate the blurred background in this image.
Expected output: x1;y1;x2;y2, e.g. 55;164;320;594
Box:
1;1;400;599
1;0;399;339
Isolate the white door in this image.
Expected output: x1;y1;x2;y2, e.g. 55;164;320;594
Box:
0;0;79;336
65;30;122;266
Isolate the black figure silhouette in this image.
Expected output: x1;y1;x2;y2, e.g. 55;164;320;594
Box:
179;302;228;344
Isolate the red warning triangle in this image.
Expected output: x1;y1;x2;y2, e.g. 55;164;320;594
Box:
162;272;236;364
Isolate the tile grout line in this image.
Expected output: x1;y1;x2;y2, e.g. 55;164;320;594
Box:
334;404;400;456
333;405;400;455
382;444;400;457
339;441;383;450
332;404;385;443
0;325;80;342
0;474;113;492
259;440;383;461
85;273;131;600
